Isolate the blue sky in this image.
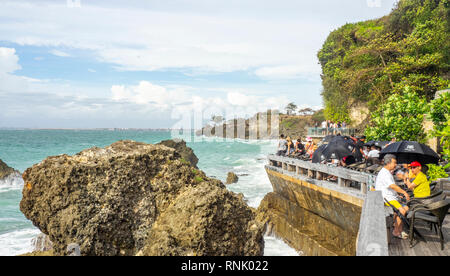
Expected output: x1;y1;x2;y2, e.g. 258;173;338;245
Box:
0;0;397;128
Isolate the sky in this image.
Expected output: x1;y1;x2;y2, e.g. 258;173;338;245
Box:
0;0;398;129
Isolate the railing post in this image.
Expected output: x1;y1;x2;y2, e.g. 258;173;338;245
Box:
361;182;368;195
316;171;323;180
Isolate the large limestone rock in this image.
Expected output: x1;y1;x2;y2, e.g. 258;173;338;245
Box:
141;182;262;256
226;172;239;184
20;140;263;256
157;139;199;168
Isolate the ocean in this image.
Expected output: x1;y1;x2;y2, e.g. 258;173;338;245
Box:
0;129;298;256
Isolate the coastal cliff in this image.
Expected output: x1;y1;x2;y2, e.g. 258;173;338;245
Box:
196;111;317;140
318;0;449;126
20;140;264;256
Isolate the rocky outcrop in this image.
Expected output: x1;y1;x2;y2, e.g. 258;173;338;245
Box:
226;172;239;184
141;182;262;256
0;159;20;180
196;111;317;140
20;140;264;256
157;139;199;168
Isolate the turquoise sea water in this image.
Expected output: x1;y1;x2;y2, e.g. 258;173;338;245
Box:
0;129;298;256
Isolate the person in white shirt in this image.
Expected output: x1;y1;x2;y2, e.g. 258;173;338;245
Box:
375;154;410;239
367;145;380;158
321;121;327;135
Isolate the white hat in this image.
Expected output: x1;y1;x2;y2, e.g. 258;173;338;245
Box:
306;137;312;142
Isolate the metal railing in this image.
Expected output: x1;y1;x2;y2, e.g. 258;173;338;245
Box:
267;154;376;195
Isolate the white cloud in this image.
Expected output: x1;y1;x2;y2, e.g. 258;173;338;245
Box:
0;0;368;79
111;81;190;109
49;49;71;57
0;47;21;74
110;81;289;124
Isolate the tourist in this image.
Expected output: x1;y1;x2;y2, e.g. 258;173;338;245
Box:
286;136;295;156
340;155;356;167
404;161;431;198
305;137;314;156
277;134;287;156
294;138;305;155
362;145;370;159
386;137;397;147
367;145;381;158
321;120;327;135
375;154;410;239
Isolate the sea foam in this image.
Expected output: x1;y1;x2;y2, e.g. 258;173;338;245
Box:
0;173;24;193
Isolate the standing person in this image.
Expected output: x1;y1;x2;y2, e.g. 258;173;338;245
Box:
375;154;410;239
404;161;431;198
314;122;319;136
277;134;287;156
321;120;327;135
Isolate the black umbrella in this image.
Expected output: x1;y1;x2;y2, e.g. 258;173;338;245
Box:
321;135;335;144
311;144;328;163
379;141;440;165
321;141;355;161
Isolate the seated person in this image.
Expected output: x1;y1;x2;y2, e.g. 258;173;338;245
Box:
294;138;305;155
404;161;430;198
340;155;356;167
286;137;295;156
375;154;410;239
367;145;381;158
362;146;370;159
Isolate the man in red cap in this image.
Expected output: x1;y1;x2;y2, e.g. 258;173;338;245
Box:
405;161;431;198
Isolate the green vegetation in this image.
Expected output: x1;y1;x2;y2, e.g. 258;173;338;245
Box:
364;89;429;142
427;163;448;180
180;158;190;165
194;176;204;183
318;0;450;124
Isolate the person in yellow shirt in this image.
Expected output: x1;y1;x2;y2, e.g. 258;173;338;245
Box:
404;161;431;198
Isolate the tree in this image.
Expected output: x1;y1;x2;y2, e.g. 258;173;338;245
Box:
298;108;314;116
318;0;449;121
364;88;429;142
285;103;297;115
429;91;450;166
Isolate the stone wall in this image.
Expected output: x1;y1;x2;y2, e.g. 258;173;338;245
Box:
258;168;363;256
